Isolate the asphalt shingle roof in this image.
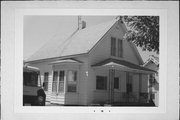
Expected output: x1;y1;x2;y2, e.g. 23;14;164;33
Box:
27;20;117;62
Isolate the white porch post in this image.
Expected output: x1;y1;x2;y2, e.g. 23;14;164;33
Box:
64;70;67;94
109;69;115;104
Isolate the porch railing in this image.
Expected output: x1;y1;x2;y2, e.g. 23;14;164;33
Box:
113;92;150;103
93;91;151;106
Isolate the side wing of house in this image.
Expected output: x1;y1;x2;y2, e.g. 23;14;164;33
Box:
87;20;150;105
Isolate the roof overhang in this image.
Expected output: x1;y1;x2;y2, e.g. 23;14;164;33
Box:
91;58;156;74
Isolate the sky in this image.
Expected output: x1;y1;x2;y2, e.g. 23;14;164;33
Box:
24;16;158;62
23;16;116;60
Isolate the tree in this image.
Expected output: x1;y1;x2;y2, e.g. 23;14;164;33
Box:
121;16;159;54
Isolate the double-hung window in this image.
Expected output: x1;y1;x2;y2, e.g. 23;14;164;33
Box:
96;76;107;90
114;77;119;89
111;37;123;58
67;70;77;92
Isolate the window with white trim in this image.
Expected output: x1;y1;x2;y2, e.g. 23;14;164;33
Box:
67;70;77;92
111;37;123;58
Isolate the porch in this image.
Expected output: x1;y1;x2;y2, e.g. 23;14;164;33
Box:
91;58;156;106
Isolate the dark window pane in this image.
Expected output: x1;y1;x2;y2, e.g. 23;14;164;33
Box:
96;76;107;90
111;37;116;56
127;84;132;93
114;77;119;89
118;39;123;57
44;72;49;91
23;72;38;87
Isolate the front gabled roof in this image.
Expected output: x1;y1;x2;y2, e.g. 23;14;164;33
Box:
26;19;117;62
143;55;159;67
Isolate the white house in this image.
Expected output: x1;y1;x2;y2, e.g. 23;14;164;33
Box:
25;18;156;106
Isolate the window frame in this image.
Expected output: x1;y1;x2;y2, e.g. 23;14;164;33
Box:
67;70;78;92
96;76;108;90
114;77;119;89
58;70;65;93
117;39;123;57
110;37;123;58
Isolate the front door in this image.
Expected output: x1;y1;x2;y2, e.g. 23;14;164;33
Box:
51;70;65;104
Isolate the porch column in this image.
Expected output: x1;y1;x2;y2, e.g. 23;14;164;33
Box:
64;70;67;94
109;69;115;104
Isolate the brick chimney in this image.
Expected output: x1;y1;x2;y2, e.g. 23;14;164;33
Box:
78;16;86;30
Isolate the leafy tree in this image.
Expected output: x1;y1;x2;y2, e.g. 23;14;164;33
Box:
120;16;159;54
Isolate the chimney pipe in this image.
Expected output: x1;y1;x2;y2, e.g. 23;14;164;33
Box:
78;16;86;30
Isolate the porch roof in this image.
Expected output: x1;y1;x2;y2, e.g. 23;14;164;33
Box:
50;59;82;65
91;58;156;73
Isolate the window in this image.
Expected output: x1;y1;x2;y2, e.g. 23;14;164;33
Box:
114;77;119;89
96;76;107;90
23;72;38;87
58;71;65;92
111;37;116;56
44;72;49;91
67;70;77;92
118;39;123;57
52;71;58;92
111;37;123;57
149;74;155;84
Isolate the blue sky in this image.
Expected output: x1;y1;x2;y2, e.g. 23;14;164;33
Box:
23;16;158;62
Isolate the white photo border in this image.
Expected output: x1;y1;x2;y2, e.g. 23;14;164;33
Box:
14;8;167;114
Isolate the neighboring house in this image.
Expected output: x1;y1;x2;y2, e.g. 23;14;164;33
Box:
143;55;159;106
25;18;156;106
